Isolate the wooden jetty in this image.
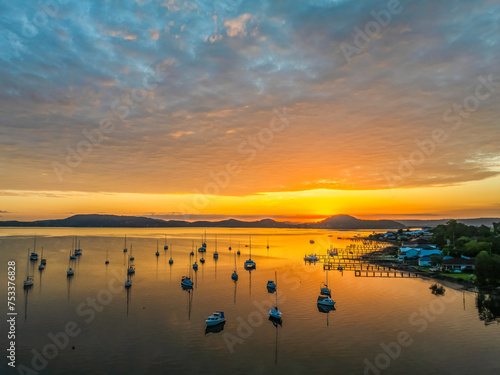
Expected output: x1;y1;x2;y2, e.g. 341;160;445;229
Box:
324;263;399;271
354;269;418;278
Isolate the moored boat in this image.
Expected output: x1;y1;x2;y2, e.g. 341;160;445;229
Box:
205;311;225;326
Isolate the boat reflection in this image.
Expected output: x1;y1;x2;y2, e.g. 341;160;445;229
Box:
126;287;131;317
317;304;336;327
268;316;281;365
205;321;225;335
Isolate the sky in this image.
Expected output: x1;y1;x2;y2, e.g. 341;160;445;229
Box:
0;0;499;222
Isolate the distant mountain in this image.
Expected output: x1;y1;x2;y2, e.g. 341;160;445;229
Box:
396;218;500;228
305;214;405;229
0;213;405;229
0;214;294;228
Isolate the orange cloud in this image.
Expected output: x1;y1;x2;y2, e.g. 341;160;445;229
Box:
150;29;159;40
225;14;252;37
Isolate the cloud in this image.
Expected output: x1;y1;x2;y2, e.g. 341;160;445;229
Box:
224;13;252;37
150;29;160;40
0;0;499;197
169;130;194;138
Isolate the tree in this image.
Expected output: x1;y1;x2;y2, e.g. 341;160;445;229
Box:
464;241;491;257
475;251;492;286
430;255;443;266
478;225;493;238
475;251;500;286
493;222;500;235
431;224;447;248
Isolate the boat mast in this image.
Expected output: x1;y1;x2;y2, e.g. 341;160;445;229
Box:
275;271;278;308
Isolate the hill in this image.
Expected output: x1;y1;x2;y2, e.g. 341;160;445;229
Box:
397;218;500;227
0;214;404;229
306;214;405;229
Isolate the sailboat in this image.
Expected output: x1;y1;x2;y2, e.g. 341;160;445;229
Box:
213;234;219;259
321;269;331;296
317;295;335;307
23;249;34;288
169;243;174;265
67;251;74;276
164;234;169;250
40;246;46;265
181;257;194;289
192;241;198;270
269;272;282;320
125;272;132;288
30;236;38;260
237;241;241;255
228;235;232;251
267;236;270;249
198;234;206;253
155;239;160;257
69;239;76;260
105;249;110;264
267;277;276;290
231;252;238;280
74;238;82;255
181;275;193;289
127;244;135;274
244;237;256;269
123;234;128;253
205;311;225;326
38;247;45;270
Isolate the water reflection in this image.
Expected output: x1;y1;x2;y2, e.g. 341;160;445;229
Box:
2;228;500;375
67;274;73;300
248;268;253;296
317;304;336;327
183;287;194;320
23;288;30;322
476;292;500;326
205;322;225;335
429;283;445;296
126;287;131;317
38;264;43;297
269;316;282;365
233;280;237;305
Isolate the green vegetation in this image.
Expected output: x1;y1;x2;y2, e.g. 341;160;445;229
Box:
475;251;500;287
476;292;500;325
431;220;500;287
431;220;500;256
438;273;476;281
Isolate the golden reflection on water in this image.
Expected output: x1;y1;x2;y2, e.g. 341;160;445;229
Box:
0;227;499;375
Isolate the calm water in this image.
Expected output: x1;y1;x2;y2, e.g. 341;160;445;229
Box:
0;228;499;375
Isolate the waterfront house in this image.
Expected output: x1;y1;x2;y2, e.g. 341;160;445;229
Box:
441;258;476;273
399;247;419;261
418;256;432;267
418;248;442;257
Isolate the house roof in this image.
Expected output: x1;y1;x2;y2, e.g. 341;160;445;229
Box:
442;258;476;265
419;256;431;260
